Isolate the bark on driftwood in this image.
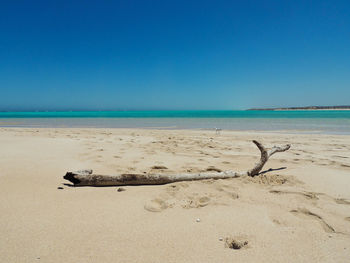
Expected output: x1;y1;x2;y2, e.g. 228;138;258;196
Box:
64;140;290;187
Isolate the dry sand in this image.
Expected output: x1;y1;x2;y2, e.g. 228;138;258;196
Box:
0;128;349;262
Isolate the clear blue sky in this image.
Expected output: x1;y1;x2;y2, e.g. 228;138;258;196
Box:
1;0;349;110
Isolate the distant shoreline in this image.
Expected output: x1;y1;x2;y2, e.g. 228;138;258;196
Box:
248;106;350;111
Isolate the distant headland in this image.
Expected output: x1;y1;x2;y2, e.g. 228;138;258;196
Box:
248;106;350;111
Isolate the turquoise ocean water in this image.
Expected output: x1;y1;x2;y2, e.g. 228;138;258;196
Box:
0;110;350;134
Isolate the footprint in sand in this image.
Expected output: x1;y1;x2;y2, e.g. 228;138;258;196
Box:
215;185;239;199
333;155;349;159
144;179;241;212
335;198;350;205
271;190;350;207
271;218;283;225
269;190;319;200
181;195;212;209
198;196;211;206
290;208;335;233
205;166;222;172
144;199;168;212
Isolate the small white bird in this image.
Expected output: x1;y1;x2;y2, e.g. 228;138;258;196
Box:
215;127;222;135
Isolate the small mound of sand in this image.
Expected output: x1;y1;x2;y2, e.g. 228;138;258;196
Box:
225;236;249;250
243;174;287;185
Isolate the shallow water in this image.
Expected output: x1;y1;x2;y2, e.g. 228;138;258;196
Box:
0;110;350;134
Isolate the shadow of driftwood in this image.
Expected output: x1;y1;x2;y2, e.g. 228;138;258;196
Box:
259;167;287;175
63;183;75;187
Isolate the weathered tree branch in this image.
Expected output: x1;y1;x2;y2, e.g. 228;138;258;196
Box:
63;140;291;186
247;140;290;176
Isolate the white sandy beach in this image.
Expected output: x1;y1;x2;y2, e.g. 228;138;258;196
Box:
0;128;349;262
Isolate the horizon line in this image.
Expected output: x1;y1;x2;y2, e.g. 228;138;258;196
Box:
1;105;350;112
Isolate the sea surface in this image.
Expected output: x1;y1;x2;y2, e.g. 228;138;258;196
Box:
0;110;350;134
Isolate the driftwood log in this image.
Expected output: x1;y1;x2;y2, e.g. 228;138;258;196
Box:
64;140;290;187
